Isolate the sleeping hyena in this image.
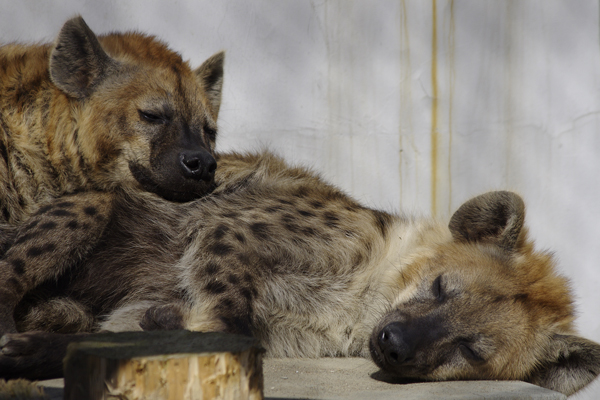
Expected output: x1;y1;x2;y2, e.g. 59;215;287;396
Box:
0;16;224;336
1;151;599;396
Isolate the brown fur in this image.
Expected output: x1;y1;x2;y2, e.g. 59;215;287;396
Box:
1;151;599;396
0;16;225;334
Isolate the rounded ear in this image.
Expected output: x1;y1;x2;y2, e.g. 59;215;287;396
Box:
194;51;225;119
527;334;600;396
50;16;117;99
448;191;525;251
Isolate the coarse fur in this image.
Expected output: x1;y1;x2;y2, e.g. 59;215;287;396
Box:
1;151;599;396
0;16;225;335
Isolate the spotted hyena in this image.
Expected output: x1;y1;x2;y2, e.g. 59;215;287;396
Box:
1;151;599;396
0;17;224;335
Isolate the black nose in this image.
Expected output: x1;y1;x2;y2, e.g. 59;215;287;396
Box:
179;150;216;182
378;322;412;366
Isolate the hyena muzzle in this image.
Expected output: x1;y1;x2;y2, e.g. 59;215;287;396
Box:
1;151;599;396
0;16;224;335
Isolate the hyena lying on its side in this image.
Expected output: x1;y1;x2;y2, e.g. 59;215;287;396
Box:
0;17;224;335
1;151;599;396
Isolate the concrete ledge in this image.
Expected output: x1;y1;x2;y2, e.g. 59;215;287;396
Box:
36;357;566;400
263;358;566;400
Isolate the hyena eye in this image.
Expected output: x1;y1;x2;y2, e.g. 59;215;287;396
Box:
138;110;167;124
204;126;217;141
458;342;485;364
432;275;444;302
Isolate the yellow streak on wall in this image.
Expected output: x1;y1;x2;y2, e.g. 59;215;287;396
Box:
430;0;439;216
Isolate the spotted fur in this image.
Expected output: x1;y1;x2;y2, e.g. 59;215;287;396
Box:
2;151;599;396
0;16;225;335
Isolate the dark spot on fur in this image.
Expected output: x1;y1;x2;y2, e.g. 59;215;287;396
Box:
83;206;98;216
373;211;392;238
324;211;339;223
344;203;361;212
36;205;53;215
513;293;529;302
205;262;220;275
298;209;315;218
310;200;324;209
1;206;10;222
301;227;317;236
294;186;309;198
26;243;56;258
39;221;58;230
205;280;227;294
284;223;299;233
249;222;271;240
240;287;253;301
243;272;253;283
265;206;283;213
351;252;365;268
493;295;507;303
6;277;23;294
10;258;25;275
55;201;75;209
208;242;233;256
236;253;252;267
278;198;294;206
49;209;75;218
212;224;229;240
220;211;240;218
14;231;40;245
24;219;40;230
0;141;8;163
234;232;246;243
66;220;79;229
219;297;235;310
227;274;240;285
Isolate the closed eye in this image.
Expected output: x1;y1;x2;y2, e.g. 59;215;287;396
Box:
459;342;485;364
432;275;444;302
138;110;167;124
204;126;217;141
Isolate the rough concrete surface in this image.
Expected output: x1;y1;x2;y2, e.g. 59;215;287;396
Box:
31;357;566;400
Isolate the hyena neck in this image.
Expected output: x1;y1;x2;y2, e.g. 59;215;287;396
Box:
0;99;98;224
349;215;450;354
376;215;449;297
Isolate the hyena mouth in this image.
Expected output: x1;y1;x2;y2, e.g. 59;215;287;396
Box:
128;162;216;202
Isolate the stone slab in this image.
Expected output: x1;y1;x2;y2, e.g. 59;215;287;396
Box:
34;357;566;400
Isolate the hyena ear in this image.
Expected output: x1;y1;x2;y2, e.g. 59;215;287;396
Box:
195;51;225;119
448;191;525;251
527;334;600;396
50;16;117;99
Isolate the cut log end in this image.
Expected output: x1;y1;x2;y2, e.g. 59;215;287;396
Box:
63;330;264;400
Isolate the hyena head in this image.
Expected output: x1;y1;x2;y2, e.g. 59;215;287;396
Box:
50;16;223;201
370;191;600;395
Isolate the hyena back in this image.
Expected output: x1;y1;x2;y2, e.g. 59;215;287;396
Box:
0;16;224;335
4;151;600;396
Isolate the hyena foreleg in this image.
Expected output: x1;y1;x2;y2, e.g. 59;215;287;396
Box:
0;192;113;335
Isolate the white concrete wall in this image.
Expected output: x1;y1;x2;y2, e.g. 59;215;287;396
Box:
1;1;599;397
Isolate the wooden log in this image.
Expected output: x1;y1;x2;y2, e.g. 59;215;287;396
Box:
63;330;263;400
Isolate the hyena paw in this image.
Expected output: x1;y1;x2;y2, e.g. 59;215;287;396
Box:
0;332;36;356
0;331;73;380
140;304;184;331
